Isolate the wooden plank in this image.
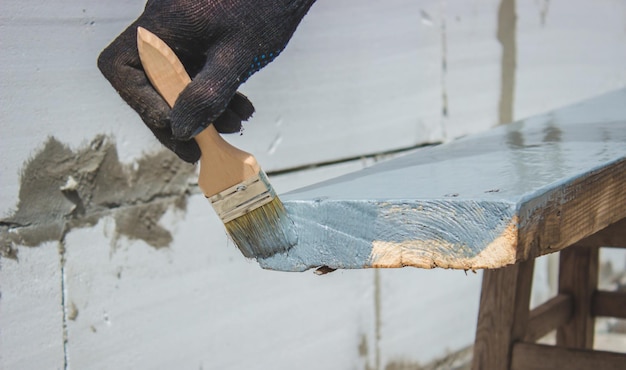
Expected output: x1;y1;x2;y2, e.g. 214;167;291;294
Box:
524;294;573;342
575;218;626;248
471;259;534;370
593;291;626;319
257;89;626;272
518;171;626;259
511;342;626;370
557;246;599;348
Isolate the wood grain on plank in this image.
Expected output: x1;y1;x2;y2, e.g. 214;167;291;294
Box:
574;217;626;248
518;160;626;259
257;89;626;272
370;215;518;269
511;343;626;370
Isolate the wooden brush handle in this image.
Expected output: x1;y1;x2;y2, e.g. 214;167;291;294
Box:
136;27;260;197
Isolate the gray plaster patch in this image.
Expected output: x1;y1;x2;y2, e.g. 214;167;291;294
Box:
0;135;196;258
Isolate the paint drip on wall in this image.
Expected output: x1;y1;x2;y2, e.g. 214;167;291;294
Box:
0;135;196;259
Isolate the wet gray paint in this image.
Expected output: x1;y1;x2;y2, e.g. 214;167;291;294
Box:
258;89;626;272
259;199;516;271
0;136;196;258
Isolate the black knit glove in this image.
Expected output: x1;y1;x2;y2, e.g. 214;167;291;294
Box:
98;0;316;163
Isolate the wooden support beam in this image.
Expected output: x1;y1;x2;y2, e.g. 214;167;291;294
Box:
557;246;599;349
471;259;534;370
517;163;626;258
511;342;626;370
255;90;626;272
574;217;626;248
592;291;626;319
524;294;573;342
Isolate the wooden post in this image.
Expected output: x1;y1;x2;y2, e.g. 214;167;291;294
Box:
471;259;535;370
557;246;599;348
511;343;626;370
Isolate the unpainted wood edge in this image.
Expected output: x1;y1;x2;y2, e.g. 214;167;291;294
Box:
519;159;626;259
511;342;626;370
592;290;626;319
524;294;573;342
370;216;519;270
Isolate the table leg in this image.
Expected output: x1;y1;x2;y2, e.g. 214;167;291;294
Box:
557;246;599;348
472;259;535;370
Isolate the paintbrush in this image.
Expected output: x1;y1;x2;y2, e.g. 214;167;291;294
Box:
136;26;296;258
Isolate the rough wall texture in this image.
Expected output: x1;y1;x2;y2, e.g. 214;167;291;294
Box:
1;136;195;257
1;0;625;369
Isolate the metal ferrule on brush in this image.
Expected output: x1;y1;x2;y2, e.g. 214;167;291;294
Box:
209;171;276;223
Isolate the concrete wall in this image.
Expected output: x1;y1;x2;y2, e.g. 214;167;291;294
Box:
1;0;625;369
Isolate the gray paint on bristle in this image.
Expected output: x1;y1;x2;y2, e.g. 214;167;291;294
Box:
225;197;297;259
257;89;626;272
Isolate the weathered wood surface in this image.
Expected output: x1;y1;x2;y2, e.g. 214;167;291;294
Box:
593;291;626;319
524;294;573;343
471;260;535;370
511;342;626;370
258;89;626;271
557;246;599;349
575;217;626;248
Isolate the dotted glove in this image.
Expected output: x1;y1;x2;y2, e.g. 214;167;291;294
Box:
98;0;316;162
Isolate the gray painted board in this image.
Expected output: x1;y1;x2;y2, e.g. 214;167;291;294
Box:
258;89;626;272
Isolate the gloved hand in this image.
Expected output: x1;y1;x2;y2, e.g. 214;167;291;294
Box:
98;0;316;163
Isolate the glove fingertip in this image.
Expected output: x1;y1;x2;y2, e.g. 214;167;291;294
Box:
147;125;201;163
229;92;255;121
213;109;244;134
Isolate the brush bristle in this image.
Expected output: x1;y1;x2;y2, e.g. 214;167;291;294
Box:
224;197;297;258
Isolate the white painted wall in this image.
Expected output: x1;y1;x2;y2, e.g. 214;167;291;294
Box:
2;0;625;369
